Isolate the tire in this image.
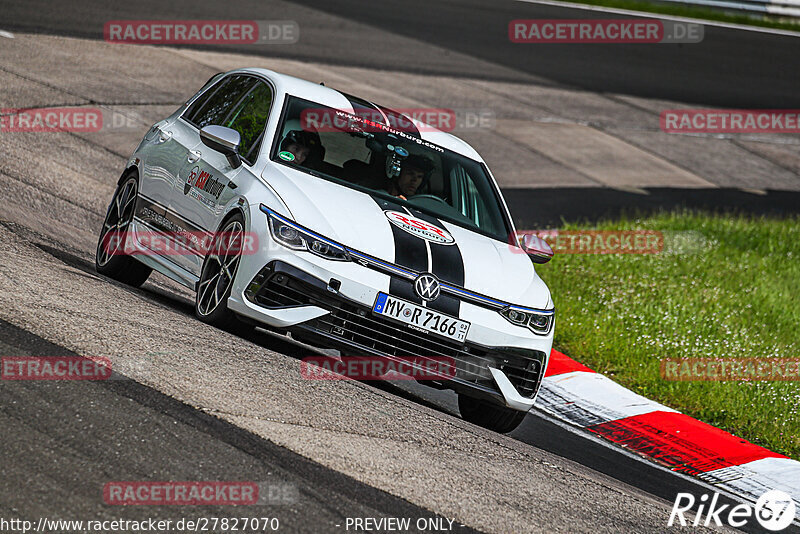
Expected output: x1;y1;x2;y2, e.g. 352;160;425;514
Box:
195;212;250;332
458;394;528;433
95;173;153;287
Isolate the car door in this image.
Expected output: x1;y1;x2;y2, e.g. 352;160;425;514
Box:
137;118;187;215
136;76;225;229
170;75;274;276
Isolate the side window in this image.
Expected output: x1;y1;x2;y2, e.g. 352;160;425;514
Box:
223;81;273;164
450;165;501;233
184;75;257;129
183;77;229;125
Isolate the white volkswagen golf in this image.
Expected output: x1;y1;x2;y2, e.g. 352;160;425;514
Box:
96;68;555;433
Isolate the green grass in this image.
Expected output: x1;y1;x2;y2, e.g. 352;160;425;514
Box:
535;211;800;459
556;0;800;33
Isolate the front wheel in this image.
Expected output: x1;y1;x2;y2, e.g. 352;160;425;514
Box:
95;174;152;287
195;213;250;332
458;394;528;433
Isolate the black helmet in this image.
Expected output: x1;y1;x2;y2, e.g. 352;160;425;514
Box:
280;129;320;153
280;117;323;155
401;154;435;178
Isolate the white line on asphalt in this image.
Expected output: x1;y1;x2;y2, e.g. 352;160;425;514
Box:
0;30;15;39
513;0;800;37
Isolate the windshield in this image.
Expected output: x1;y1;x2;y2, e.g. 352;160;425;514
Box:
270;96;512;242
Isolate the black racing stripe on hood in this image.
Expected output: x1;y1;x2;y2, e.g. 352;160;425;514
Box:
405;208;464;317
424;247;462;316
389;222;426;305
371;196;467;317
373;196;426;304
406;208;465;285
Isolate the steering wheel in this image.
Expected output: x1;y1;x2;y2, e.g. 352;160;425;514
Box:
408;194;447;204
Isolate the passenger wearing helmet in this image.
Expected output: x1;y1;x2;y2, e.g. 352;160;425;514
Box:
281;130;313;165
279;119;322;166
387;154;435;200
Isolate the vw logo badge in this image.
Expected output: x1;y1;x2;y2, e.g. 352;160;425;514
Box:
414;273;440;301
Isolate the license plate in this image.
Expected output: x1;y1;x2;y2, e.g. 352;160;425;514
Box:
372;292;470;343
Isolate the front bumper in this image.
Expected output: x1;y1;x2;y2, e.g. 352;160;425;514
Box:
229;260;549;411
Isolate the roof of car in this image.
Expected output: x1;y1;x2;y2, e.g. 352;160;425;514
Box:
236;67;484;162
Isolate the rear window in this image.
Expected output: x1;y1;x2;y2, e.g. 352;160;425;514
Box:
183;75;256;129
182;74;274;165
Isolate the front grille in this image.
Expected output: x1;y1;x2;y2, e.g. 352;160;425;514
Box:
246;262;545;397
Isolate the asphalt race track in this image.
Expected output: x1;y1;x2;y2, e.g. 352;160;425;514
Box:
4;0;800;107
0;319;482;533
1;1;798;533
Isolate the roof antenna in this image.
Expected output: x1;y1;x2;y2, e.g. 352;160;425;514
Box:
319;82;325;86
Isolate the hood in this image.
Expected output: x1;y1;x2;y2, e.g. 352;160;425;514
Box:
260;164;551;309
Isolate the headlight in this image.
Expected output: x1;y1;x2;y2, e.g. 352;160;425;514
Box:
500;307;554;335
265;207;350;261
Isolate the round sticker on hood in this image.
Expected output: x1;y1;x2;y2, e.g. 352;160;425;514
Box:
384;211;455;245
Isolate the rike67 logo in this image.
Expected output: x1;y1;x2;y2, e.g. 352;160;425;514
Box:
669;490;797;531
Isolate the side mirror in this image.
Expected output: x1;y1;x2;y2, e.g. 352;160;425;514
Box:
520;233;554;264
199;125;242;169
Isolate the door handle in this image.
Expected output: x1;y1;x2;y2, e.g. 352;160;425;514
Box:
187;150;202;163
157;129;172;143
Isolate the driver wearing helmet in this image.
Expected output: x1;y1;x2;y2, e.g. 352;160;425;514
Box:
387;154;435;200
